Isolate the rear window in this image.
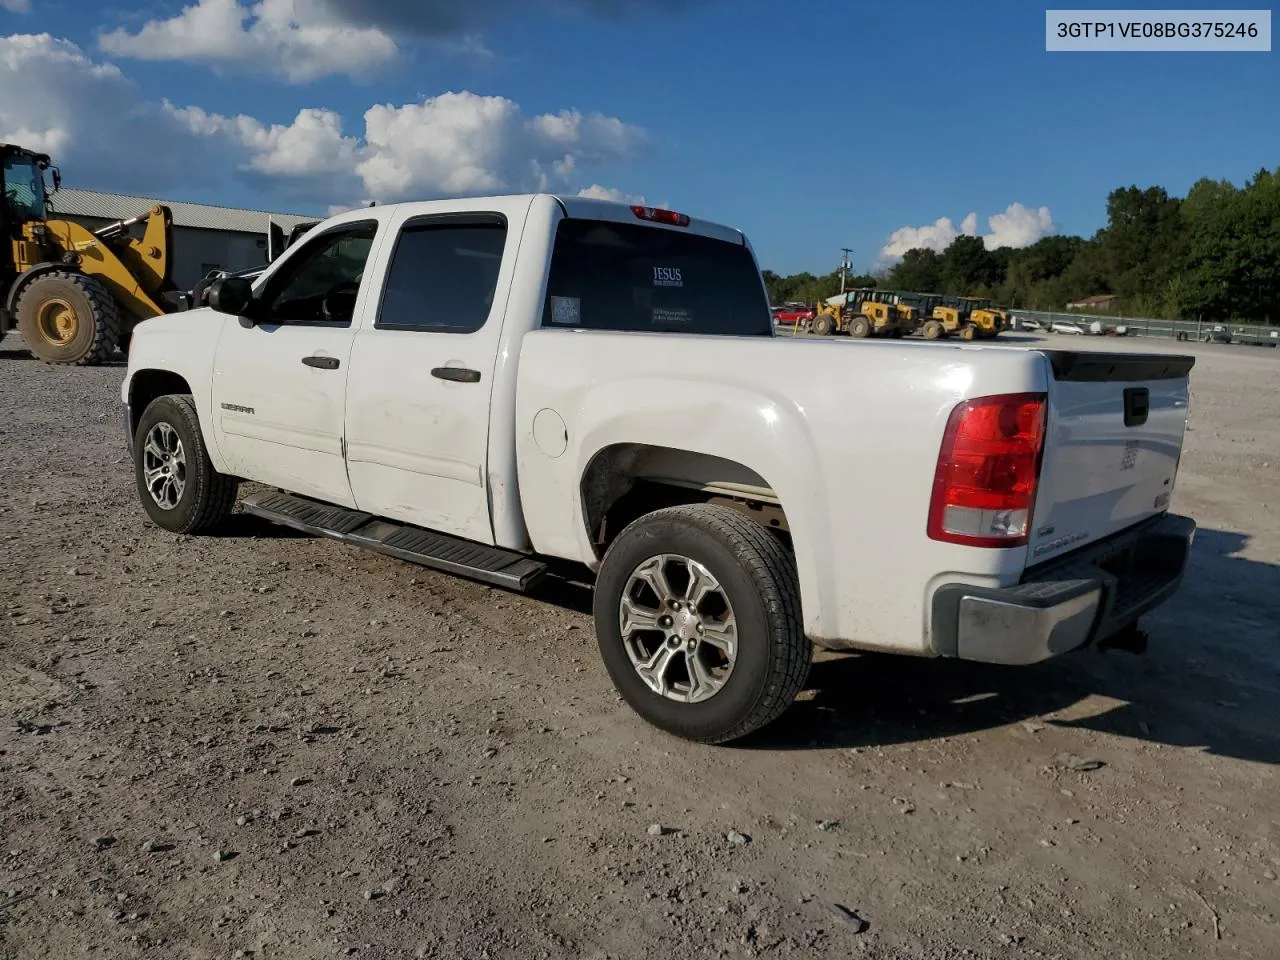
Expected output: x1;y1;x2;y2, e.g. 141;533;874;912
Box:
541;219;772;337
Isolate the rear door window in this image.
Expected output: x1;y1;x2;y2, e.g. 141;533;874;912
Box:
541;219;772;337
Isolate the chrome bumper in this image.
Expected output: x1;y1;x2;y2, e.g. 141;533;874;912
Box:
932;513;1195;666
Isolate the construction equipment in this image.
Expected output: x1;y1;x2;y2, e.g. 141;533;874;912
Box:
960;297;1010;339
899;293;974;340
812;288;911;338
866;289;921;332
1;143;176;365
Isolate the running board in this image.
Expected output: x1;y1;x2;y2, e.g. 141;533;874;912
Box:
240;490;548;592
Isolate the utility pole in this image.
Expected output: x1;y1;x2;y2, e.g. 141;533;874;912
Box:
839;248;853;295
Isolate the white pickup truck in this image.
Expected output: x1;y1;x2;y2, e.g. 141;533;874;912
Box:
121;195;1196;743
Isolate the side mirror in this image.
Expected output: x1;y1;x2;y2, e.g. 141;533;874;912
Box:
208;276;255;319
50;167;62;193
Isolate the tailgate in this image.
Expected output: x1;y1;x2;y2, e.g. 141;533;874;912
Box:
1029;351;1193;565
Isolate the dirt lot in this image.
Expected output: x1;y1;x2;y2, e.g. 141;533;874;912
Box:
1;330;1277;960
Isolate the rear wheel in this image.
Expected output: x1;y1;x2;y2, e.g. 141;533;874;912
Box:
15;271;121;365
960;323;977;341
133;395;238;534
922;320;943;340
849;317;871;338
594;504;811;744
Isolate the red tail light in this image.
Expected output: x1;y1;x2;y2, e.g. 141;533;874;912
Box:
630;205;690;227
928;393;1047;548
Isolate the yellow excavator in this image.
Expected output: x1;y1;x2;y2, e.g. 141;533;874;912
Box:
1;143;176;364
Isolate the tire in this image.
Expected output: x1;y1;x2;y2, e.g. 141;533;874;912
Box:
922;320;943;340
133;394;238;534
812;314;833;336
960;324;977;341
593;504;811;744
15;271;121;365
849;317;871;338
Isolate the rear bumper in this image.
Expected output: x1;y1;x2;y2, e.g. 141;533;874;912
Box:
931;513;1195;665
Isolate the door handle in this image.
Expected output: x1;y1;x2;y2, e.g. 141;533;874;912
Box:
431;367;481;383
302;355;340;370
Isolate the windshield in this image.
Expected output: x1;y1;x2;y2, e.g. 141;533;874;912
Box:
542;218;772;337
2;155;47;223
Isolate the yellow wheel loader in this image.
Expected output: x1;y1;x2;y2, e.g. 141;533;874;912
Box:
1;143;176;365
960;297;1010;339
813;289;911;338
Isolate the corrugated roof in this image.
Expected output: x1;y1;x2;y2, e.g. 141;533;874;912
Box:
49;188;316;235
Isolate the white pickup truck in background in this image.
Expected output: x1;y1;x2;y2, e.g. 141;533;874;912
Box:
121;195;1196;743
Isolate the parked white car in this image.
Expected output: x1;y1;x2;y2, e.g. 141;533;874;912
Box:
1051;321;1085;335
121;195;1197;743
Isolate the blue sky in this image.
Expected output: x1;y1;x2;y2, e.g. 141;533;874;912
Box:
2;0;1276;273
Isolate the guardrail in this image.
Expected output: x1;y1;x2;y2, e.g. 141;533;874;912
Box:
1010;309;1280;347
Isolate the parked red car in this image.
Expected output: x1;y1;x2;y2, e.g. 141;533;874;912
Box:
771;302;815;325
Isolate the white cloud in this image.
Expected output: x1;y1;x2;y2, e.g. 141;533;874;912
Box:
879;215;972;260
0;33;643;211
175;92;645;204
98;0;708;82
100;0;399;83
577;184;646;204
0;33;203;189
879;203;1055;262
982;202;1053;250
1;0;32;13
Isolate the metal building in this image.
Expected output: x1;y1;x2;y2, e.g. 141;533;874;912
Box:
50;188;315;291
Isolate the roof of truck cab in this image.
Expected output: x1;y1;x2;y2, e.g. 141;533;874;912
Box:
331;194;748;247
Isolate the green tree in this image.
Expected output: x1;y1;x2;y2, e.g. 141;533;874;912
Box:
886;247;943;292
940;235;1003;294
1094;185;1188;306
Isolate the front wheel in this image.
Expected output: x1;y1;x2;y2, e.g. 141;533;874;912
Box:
594;505;811;744
15;271;120;365
812;314;833;336
133;395;239;534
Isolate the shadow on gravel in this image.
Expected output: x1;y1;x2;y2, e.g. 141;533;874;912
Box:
739;528;1280;767
212;512;313;539
0;351;126;367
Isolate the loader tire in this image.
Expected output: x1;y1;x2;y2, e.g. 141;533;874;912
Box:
922;320;943;340
960;323;977;341
849;317;871;338
812;314;833;336
16;271;121;365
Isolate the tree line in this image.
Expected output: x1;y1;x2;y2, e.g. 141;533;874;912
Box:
764;167;1280;323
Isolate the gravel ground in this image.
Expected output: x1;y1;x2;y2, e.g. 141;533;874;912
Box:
1;330;1277;960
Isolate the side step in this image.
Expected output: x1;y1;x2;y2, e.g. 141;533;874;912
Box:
240;490;548;592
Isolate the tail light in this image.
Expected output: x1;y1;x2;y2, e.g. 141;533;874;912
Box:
630;205;690;227
928;393;1047;548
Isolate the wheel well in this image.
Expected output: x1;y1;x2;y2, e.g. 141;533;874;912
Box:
581;443;790;557
129;370;192;438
